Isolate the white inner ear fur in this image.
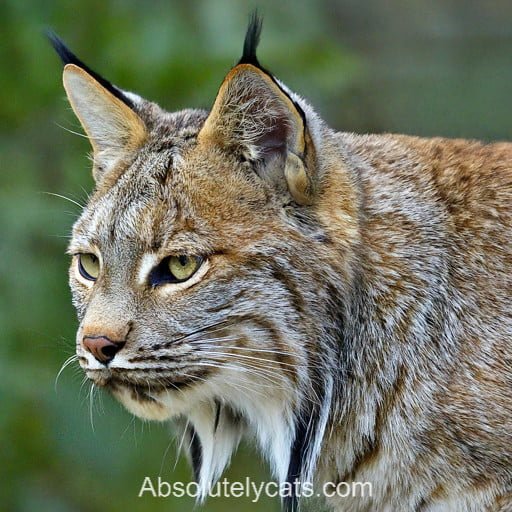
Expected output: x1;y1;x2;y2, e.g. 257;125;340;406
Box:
62;64;146;176
199;64;315;205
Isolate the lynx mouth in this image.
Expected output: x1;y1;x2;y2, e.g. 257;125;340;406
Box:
82;369;199;420
84;368;196;394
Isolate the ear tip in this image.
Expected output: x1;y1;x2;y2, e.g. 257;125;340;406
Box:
239;10;263;66
62;64;85;92
44;27;58;44
46;30;83;68
63;63;82;74
62;63;84;82
49;34;135;109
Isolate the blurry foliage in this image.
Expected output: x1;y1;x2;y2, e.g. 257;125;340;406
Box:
2;0;512;511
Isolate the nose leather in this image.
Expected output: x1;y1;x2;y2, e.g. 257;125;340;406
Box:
83;335;126;364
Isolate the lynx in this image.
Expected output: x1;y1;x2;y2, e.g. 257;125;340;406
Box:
50;15;511;512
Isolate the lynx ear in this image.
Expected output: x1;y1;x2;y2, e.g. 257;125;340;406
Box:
48;33;146;181
62;64;146;180
198;17;314;205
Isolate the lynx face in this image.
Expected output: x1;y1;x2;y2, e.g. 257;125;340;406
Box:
70;111;312;423
52;15;512;512
53;17;346;501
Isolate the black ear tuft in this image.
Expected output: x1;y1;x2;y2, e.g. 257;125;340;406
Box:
238;11;263;66
46;29;134;108
46;30;84;68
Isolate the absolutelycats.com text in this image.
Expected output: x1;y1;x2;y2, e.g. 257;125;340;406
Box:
138;476;373;502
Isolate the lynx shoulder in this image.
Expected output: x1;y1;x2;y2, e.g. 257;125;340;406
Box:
50;15;512;512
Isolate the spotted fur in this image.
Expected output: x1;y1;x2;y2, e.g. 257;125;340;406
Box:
52;16;512;512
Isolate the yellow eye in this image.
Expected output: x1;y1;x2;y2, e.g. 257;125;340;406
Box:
168;255;202;282
78;253;100;281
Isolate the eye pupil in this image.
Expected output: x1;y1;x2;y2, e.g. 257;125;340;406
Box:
168;255;199;281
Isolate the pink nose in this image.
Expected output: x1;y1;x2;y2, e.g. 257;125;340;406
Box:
83;336;126;364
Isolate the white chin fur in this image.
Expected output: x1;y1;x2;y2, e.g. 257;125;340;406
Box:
112;386;191;421
112;368;301;499
174;369;296;495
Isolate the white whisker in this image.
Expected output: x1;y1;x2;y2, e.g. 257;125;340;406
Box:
55;122;91;140
55;354;79;392
120;414;137;441
191;362;279;398
88;383;97;433
202;344;298;358
42;191;84;209
195;348;299;369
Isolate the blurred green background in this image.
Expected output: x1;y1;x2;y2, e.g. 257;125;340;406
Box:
2;0;512;511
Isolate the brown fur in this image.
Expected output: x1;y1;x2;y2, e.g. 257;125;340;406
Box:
54;25;511;512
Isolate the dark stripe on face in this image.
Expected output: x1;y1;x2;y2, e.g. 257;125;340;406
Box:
96;370;209;393
189;426;202;483
205;288;249;314
233;313;298;383
242;257;306;320
162;320;231;349
267;260;306;318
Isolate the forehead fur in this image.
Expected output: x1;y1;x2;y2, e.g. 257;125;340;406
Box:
70;106;276;257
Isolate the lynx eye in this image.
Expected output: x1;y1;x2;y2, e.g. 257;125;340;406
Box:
150;255;204;286
78;253;100;281
168;255;202;282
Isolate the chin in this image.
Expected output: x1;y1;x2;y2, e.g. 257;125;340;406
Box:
110;383;195;422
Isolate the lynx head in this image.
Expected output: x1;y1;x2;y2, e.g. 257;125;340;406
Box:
52;15;354;509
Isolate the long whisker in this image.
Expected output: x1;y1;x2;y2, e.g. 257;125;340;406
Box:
197;354;322;407
186;334;238;344
78;185;91;203
97;386;105;414
171;320;231;346
120;414;137;441
194;343;299;358
42;191;84;209
55;354;79;392
55;122;91;140
198;341;326;372
190;347;302;377
193;348;299;369
190;362;283;398
173;419;190;472
88;382;97;433
187;334;324;371
79;375;90;397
